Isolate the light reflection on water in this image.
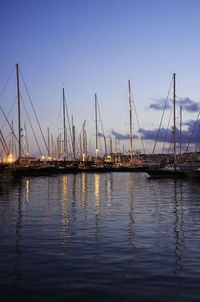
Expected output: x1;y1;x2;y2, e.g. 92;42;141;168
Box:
1;173;200;301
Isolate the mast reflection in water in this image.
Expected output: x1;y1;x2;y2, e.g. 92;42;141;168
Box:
1;173;200;301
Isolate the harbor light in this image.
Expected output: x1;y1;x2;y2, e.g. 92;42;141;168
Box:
105;155;111;162
48;156;51;160
41;155;45;161
7;154;14;163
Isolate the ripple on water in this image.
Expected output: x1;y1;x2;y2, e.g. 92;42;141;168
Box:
0;173;200;301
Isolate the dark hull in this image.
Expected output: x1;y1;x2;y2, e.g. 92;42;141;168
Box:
111;166;147;172
184;169;200;178
147;169;185;178
14;166;79;176
79;167;111;173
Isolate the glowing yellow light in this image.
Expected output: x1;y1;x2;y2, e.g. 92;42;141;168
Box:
7;154;14;163
41;156;45;160
95;149;98;159
48;156;51;160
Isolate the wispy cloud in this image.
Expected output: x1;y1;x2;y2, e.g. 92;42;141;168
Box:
98;133;104;138
109;119;200;152
177;98;200;112
139;127;171;142
149;99;171;111
140;119;200;145
111;130;138;140
149;97;200;113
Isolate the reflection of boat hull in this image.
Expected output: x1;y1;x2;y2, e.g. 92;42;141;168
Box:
111;166;147;172
184;169;200;178
0;164;15;181
14;166;58;176
79;164;111;173
14;165;79;176
79;167;110;173
56;166;79;174
147;168;185;178
0;172;14;181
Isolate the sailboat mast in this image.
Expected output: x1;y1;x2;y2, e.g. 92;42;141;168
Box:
128;80;133;162
95;93;98;161
16;64;21;160
62;88;67;161
51;134;54;160
82;120;86;162
11;120;14;156
173;73;177;168
47;127;50;159
180;106;182;158
72;125;76;161
24;122;29;156
110;136;112;156
72;116;76;161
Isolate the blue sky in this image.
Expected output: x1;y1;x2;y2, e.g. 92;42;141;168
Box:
1;0;200;156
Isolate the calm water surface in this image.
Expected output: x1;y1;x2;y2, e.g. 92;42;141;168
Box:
0;172;200;301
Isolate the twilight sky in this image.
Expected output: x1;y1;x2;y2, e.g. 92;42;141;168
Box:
1;0;200;156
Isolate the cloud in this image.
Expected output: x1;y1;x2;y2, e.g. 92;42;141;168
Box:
139;127;171;142
111;130;138;140
98;133;104;138
177;98;200;112
139;119;200;146
149;97;200;113
149;99;171;111
108;118;200;152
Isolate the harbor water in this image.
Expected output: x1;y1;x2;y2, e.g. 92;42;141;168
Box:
0;172;200;301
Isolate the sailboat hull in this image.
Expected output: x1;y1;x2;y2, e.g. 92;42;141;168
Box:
147;168;185;178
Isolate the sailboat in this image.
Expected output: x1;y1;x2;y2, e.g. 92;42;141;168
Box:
111;80;158;172
0;64;22;180
147;73;185;178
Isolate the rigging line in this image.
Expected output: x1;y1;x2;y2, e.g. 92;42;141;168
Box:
0;95;17;130
0;65;15;100
193;112;200;153
76;133;81;156
56;93;62;131
167;135;173;155
66;132;72;160
0;104;25;156
64;92;73;149
0;135;7;154
0;129;9;154
152;76;173;155
24;123;30;154
97;99;108;156
131;90;146;154
19;67;50;156
161;107;173;156
186;111;200;153
162;107;181;157
194;123;200;153
63;89;73;159
55;94;63;156
21;95;43;157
